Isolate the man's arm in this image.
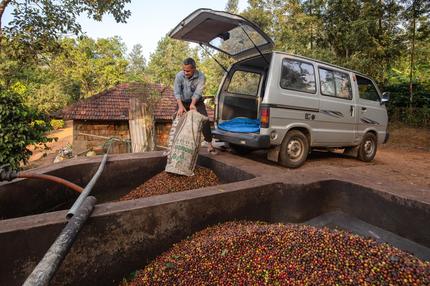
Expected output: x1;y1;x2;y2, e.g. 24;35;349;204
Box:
190;72;205;111
174;73;186;116
176;98;186;116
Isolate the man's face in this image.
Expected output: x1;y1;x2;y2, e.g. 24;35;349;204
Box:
183;64;196;79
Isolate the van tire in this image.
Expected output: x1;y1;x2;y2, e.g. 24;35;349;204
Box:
229;144;252;155
279;130;309;168
358;133;377;162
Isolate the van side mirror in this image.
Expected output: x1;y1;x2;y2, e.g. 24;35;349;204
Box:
381;92;390;105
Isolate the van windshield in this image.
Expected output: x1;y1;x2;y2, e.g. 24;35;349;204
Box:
209;24;269;56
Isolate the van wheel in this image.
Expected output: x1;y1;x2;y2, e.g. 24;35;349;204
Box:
358;133;377;162
229;144;252;155
279;130;309;168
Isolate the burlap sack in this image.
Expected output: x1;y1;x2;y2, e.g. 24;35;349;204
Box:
165;110;208;176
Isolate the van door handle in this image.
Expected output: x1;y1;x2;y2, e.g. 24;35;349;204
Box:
350;105;354;116
361;107;367;111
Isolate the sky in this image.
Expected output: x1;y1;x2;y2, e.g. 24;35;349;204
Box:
3;1;249;60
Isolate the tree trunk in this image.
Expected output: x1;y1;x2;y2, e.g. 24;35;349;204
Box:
378;0;383;33
379;0;384;83
310;0;313;50
409;3;416;108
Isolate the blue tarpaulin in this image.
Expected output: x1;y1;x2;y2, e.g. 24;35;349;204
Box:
218;118;260;133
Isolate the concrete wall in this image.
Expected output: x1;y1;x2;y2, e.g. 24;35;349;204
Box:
0;153;254;219
1;177;429;286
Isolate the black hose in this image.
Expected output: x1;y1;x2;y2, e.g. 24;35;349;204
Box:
66;150;109;219
22;196;97;286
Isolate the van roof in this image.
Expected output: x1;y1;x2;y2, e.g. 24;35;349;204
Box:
271;51;374;81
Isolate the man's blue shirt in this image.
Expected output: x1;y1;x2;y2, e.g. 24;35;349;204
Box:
173;70;205;102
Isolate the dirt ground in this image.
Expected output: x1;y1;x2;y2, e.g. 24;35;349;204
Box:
26;122;430;189
319;123;430;189
239;123;430;190
25;120;73;170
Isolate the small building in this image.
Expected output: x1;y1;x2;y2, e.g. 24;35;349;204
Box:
60;83;214;154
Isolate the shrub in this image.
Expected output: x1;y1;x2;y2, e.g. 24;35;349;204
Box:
0;87;53;170
384;82;430;127
50;119;65;130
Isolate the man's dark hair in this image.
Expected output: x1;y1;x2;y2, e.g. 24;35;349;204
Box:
183;57;196;68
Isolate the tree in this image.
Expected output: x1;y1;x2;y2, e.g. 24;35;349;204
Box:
146;36;193;87
0;87;52;169
127;44;147;82
401;0;430;105
241;0;275;38
0;0;131;55
199;52;228;97
47;36;129;100
0;1;131;169
226;0;239;14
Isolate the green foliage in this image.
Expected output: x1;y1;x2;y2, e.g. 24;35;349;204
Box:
0;36;129;114
388;106;430;127
0;0;132;168
226;0;240;14
240;0;405;83
0;0;132;117
1;0;131;59
0;87;53;170
224;0;429;127
199;53;229;97
52;36;129;99
146;36;194;87
127;44;147;82
50;119;65;130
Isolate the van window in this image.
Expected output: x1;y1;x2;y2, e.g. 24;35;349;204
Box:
356;75;380;101
319;68;352;99
280;59;316;93
227;70;261;96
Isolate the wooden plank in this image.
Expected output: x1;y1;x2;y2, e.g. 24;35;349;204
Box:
129;97;155;152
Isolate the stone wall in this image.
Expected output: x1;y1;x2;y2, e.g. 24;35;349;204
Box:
72;120;130;155
155;122;172;147
72;120;172;155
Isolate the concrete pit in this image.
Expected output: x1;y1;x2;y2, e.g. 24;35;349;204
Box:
0;151;429;285
0;152;253;219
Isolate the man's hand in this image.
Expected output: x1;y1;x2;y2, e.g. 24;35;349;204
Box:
189;97;198;112
177;106;186;117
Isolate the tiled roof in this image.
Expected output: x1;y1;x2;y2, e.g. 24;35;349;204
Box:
60;83;214;122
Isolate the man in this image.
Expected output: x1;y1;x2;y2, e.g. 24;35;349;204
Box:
174;57;216;154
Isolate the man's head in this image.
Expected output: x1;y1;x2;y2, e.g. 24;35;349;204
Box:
182;57;196;79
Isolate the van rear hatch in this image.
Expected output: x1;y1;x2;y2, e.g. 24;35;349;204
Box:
168;9;273;61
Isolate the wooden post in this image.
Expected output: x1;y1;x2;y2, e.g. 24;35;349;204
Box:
129;97;155;152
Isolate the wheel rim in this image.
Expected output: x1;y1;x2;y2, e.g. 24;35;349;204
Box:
287;138;304;162
363;139;375;156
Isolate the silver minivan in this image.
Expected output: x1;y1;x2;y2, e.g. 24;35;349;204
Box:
169;9;390;168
